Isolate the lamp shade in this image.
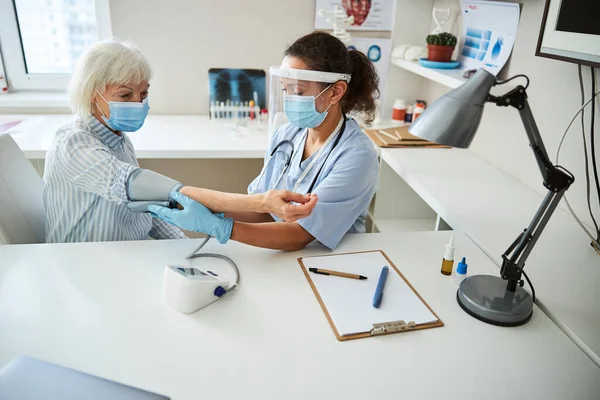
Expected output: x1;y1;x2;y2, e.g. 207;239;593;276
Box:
408;69;497;148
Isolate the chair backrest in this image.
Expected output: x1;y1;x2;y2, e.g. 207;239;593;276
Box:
0;134;45;244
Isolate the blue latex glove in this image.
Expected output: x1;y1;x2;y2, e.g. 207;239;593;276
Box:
148;191;233;244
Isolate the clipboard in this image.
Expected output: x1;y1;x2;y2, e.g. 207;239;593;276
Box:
298;250;443;341
364;126;451;149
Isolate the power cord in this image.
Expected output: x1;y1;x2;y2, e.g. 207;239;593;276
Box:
577;65;600;238
185;236;240;292
496;74;530;89
522;270;535;303
555;71;600;249
591;68;600;238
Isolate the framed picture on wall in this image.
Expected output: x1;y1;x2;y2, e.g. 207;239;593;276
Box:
314;0;396;31
536;0;600;67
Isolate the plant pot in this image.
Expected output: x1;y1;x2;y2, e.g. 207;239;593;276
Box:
427;44;455;62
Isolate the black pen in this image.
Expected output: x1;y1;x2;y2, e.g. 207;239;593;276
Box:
309;268;367;280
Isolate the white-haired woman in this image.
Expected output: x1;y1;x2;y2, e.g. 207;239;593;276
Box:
43;40;316;243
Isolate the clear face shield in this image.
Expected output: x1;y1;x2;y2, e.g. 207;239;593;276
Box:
268;67;352;136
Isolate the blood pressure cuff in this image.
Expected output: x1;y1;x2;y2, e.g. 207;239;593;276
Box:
126;168;183;213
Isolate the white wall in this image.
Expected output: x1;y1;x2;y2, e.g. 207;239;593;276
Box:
109;0;315;115
424;0;600;232
109;0;436;119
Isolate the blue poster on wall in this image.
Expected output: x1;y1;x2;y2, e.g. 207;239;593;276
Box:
459;1;520;75
208;68;266;111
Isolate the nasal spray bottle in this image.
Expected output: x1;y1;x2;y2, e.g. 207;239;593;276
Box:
441;236;455;275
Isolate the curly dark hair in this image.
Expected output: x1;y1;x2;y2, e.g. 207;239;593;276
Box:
284;32;380;122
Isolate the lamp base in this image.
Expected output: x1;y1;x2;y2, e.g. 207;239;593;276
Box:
457;275;533;327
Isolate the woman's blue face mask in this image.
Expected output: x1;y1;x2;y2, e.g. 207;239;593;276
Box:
283;85;332;129
95;90;150;132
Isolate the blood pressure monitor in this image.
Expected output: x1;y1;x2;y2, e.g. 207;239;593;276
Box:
163;265;233;314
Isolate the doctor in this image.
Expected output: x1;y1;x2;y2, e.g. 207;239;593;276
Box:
151;32;380;250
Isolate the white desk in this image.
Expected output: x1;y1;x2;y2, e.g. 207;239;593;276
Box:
380;148;600;366
1;232;599;399
2;114;268;159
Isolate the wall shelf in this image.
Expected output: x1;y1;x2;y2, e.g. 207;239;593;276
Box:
391;58;467;89
374;218;436;233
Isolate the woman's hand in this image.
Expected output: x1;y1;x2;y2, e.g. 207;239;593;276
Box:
261;191;318;222
149;192;233;243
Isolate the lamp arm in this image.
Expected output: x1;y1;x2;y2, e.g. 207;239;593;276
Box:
487;86;575;292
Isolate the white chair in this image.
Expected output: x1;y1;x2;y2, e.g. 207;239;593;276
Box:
0;134;45;244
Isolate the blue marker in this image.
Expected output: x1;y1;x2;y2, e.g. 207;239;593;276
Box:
372;266;389;308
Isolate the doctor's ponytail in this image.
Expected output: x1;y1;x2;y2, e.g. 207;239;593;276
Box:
284;32;380;122
346;50;380;122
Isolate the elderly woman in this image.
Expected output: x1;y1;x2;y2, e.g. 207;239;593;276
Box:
43;40;316;243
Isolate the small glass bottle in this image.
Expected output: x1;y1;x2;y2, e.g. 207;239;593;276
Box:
441;236;455;276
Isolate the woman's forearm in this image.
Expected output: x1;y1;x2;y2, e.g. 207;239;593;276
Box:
230;221;315;251
225;211;274;223
180;187;266;214
179;187;317;222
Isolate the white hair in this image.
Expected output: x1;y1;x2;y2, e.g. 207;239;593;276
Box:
68;39;153;118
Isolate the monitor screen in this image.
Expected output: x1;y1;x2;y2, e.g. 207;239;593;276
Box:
556;0;600;36
536;0;600;68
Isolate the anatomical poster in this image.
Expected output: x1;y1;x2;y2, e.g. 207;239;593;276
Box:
314;0;396;31
347;38;391;107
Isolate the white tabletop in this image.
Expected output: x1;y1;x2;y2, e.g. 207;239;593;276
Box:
1;232;598;399
2;114;269;159
381;148;600;366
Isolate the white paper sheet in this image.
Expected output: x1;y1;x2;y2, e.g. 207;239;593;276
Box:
0;117;43;135
459;1;520;75
302;251;437;337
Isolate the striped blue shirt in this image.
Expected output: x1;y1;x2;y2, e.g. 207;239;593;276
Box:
43;115;186;243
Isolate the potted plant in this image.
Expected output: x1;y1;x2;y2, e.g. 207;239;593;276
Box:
426;32;457;62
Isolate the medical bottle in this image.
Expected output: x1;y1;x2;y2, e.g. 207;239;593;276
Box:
413;102;425;122
441;236;455;276
404;105;413;123
455;257;468;285
392;99;406;121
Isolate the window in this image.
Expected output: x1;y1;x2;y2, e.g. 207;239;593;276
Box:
0;0;111;91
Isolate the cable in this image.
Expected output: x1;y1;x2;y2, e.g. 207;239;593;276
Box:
555;84;600;246
496;74;530;89
185;236;240;292
185;235;211;260
591;68;600;234
577;65;600;237
522;270;535;303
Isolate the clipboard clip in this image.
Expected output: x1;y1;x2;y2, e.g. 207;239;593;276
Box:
370;320;416;336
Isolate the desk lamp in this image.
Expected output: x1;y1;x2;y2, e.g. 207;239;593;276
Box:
408;69;574;326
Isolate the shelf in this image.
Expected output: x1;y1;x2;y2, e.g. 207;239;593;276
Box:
391;58;467;89
374;218;436;233
0;91;69;112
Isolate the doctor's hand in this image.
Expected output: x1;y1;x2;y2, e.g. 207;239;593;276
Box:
148;192;233;244
262;190;318;222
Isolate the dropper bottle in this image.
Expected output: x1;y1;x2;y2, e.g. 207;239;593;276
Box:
441;236;455;276
455;257;468;285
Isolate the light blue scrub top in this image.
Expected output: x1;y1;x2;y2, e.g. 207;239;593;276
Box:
248;118;379;249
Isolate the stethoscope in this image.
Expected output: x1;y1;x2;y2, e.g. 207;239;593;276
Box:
253;116;348;194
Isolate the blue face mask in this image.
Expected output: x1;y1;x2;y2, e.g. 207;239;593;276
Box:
283;85;332;129
96;90;150;132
